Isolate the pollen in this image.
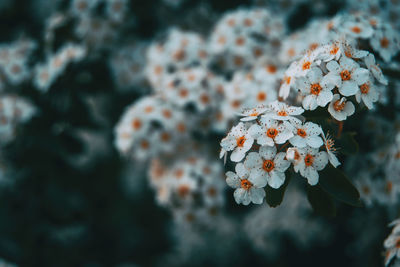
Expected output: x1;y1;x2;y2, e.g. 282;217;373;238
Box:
173;50;185;61
207;187;217;197
257;92;266;101
178;185;191;197
302;61;311;70
131;118;142;130
340;70;351;81
333;99;346;112
380;37;390;48
351;26;362;33
177;122;186;133
217;36;226;44
266;128;278;138
161;132;171;142
235;37;245;46
154;65;163;75
297;128;307;138
287;48;295;57
179;88;189;98
240;179;252;190
140;140;150;149
284;76;291;85
144;106;154;113
310;83;322;95
262;160;275;172
200;94;210;104
360;83;370;94
266;64;277;73
253;48;263;57
309;43;319;50
236;136;246;147
244;18;253;26
174;168;184;178
162;109;172;118
233;56;244;66
277;110;288;116
386;181;393;193
304;154;314;166
330;45;339;55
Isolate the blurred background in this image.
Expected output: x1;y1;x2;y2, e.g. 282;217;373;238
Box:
0;0;398;266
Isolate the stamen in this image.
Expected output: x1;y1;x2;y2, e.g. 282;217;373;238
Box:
236;136;246;147
240;179;252;190
262;160;275;172
304;154;314;166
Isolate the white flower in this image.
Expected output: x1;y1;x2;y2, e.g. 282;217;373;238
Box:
326;57;369;96
321;131;340;168
220;122;254;162
279;62;297;99
244;146;290;189
355;74;379;109
248;117;293;146
286;147;303;173
297;146;328;185
327;94;355;121
226;163;265;205
289;120;323;148
265;101;304;121
296;67;334;110
364;53;388;85
239;105;268;121
384;220;400;266
370;23;400;62
343;20;373;39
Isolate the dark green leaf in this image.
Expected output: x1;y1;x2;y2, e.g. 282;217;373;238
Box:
337;132;359;155
307;184;336;217
319;166;362;207
265;173;291;207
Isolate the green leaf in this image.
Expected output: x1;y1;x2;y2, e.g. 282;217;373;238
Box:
307;184;336;217
337;132;358;155
319;166;362;207
265;174;291;207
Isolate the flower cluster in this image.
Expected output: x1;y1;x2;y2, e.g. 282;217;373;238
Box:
149;153;225;228
220;101;339;205
114;96;189;161
279;41;388;120
209;9;285;72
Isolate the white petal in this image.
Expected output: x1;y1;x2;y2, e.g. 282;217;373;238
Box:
304;167;319;185
352;68;369;85
274;152;290;172
344;101;355;116
339;81;358;96
226;171;240;188
306;135;324;148
220;137;236;151
257;135;275;146
275;130;293;144
230;147;247;162
302;95;318;110
259;145;277;160
235;163;249;179
316;90;333;107
249;170;268;188
328;151;341;168
248;124;263;139
250;188;265;204
244;152;262;169
326;60;340;73
268;171;285;189
290;135;307;148
234;188;247;205
314;151;329;171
